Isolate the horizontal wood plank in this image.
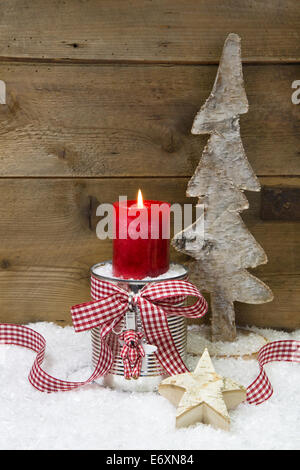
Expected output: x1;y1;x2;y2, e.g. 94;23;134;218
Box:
2;268;298;329
0;177;299;328
235;274;300;330
0;63;299;177
261;186;300;221
0;0;299;63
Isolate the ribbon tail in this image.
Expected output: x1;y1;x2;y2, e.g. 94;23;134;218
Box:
139;299;188;376
246;367;273;405
0;323;113;393
30;336;113;392
246;340;300;405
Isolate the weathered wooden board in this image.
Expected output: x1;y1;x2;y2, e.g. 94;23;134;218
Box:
2;266;298;329
243;178;300;277
0;177;299;328
261;186;300;221
0;63;299;177
0;0;299;63
0;2;298;333
235;274;300;330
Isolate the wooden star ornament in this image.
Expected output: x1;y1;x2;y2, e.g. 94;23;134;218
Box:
158;348;246;431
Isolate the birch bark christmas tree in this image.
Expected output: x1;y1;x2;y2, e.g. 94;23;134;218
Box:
173;33;273;342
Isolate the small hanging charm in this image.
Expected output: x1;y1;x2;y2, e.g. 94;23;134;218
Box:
118;292;158;379
119;330;145;379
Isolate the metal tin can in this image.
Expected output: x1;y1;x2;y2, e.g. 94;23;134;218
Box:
90;261;188;392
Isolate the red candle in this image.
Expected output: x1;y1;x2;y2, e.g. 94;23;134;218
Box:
113;190;170;279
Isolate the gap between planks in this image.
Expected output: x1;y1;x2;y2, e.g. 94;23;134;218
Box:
0;57;300;66
0;175;299;180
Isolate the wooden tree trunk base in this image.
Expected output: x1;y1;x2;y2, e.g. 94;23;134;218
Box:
187;325;269;360
210;291;237;342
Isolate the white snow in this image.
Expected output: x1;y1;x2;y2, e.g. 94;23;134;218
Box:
188;324;268;357
93;262;187;281
0;322;299;450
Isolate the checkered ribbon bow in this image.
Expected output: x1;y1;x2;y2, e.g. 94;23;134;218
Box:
0;285;299;400
71;276;208;378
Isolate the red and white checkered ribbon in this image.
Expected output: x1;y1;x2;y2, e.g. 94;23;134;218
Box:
0;277;208;392
71;277;208;377
246;340;300;404
0;323;108;392
0;288;299;401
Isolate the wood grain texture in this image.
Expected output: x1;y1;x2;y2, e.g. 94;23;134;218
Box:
0;177;299;328
0;63;299;177
0;0;299;63
235;274;300;330
0;2;298;332
261;186;300;221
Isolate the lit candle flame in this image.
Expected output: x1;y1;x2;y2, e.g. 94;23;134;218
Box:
137;189;144;208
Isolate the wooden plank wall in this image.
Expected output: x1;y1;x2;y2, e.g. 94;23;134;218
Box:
0;0;299;329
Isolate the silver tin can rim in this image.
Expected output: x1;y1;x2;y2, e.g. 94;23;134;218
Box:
90;260;188;285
